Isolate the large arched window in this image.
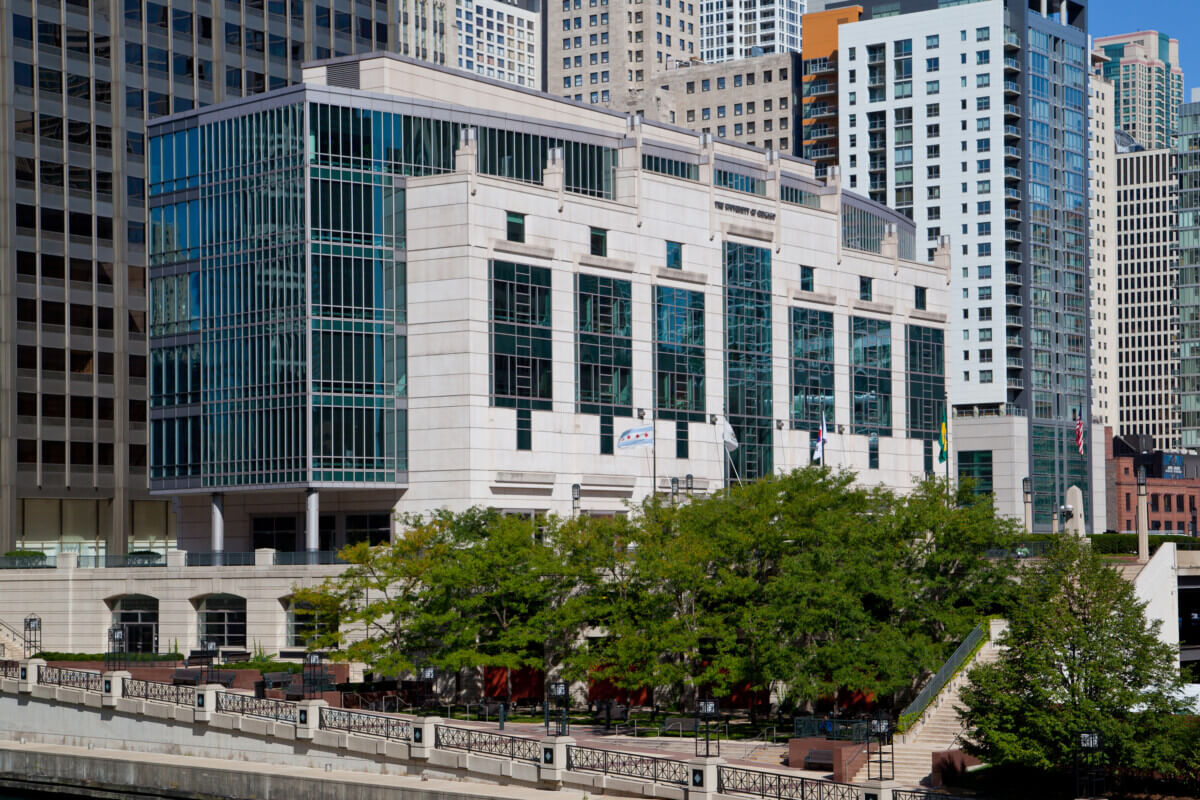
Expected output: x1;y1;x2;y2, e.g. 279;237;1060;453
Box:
110;595;159;653
196;594;246;648
282;596;338;649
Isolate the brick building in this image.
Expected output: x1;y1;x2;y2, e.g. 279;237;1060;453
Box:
1106;428;1200;534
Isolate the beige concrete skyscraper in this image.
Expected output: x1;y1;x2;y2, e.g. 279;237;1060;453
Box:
1094;31;1185;149
1089;52;1118;428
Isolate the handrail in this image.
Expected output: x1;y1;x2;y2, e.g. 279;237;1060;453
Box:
215;692;297;723
319;706;412;741
567;745;689;785
435;724;540;762
39;665;103;692
123;678;196;706
0;661;19;679
717;764;860;800
897;624;987;731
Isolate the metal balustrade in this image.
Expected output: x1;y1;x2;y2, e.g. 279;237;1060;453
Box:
215;692;298;723
717;765;861;800
435;724;540;762
566;745;688;785
0;661;18;679
319;706;412;741
122;678;196;706
38;665;103;692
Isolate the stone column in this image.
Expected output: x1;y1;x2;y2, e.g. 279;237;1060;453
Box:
18;658;46;693
861;779;902;800
685;755;724;799
297;699;327;740
411;716;442;760
102;670;131;708
194;684;220;723
305;489;319;553
538;735;574;788
1137;483;1150;564
211;493;224;557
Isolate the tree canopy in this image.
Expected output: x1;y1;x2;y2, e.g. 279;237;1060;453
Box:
959;538;1195;778
296;468;1021;711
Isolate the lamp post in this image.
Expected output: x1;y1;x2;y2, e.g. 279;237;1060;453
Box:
1137;466;1149;563
548;680;569;736
671;477;679;505
685;473;694;498
571;483;581;519
696;699;720;757
1076;731;1105;798
1022;477;1032;534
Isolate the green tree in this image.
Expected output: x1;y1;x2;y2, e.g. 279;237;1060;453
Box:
959;538;1193;776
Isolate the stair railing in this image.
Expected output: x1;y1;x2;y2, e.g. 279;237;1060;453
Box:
896;623;987;736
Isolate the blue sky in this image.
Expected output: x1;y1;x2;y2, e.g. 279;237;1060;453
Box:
1090;0;1199;93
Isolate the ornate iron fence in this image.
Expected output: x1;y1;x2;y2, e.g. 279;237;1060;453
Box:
435;724;540;763
215;692;297;723
717;765;861;800
0;661;18;679
38;665;103;692
319;707;412;741
567;745;689;786
122;678;196;706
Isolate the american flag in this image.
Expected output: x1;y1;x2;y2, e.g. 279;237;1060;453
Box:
1075;416;1085;456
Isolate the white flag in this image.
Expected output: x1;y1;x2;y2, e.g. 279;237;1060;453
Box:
617;425;654;449
812;412;826;463
721;418;739;452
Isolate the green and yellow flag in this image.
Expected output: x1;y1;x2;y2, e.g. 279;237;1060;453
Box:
938;407;948;464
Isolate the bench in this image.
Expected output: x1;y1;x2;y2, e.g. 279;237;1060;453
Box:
661;716;699;735
221;650;252;664
804;749;835;771
185;651;214;668
173;669;202;686
262;672;294;690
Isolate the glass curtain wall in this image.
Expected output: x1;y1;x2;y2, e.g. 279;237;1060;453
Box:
724;241;773;482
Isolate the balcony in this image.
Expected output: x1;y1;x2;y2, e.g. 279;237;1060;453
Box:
1004;81;1021;95
805;147;834;160
1004;56;1021;71
1004;124;1020;138
809;127;836;140
1004;103;1020;117
1005;249;1021;263
1004;167;1021;181
1004;28;1020;48
1006;293;1022;306
1005;208;1021;221
1004;271;1022;285
1004;187;1021;201
1005;229;1023;243
1008;376;1025;389
1004;145;1021;160
1007;357;1023;367
1007;334;1023;347
1006;314;1023;326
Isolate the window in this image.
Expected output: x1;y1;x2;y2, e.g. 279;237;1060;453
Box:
927;80;940;94
198;594;247;648
859;276;873;301
869;435;879;469
506;211;525;242
976;74;990;88
800;266;814;292
590;227;607;257
976;26;990;41
915;286;927;310
926;34;939;49
665;240;683;269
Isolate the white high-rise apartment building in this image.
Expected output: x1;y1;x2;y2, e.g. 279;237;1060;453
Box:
455;0;541;88
1094;31;1185;149
1090;53;1118;429
700;0;805;64
834;0;1099;531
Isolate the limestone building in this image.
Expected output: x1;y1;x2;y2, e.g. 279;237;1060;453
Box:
142;54;948;558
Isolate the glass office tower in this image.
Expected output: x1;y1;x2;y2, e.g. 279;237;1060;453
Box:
2;0;448;555
1177;101;1200;449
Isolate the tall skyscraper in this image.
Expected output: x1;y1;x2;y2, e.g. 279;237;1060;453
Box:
699;0;806;64
0;0;477;556
833;0;1097;530
1116;144;1180;448
1175;96;1200;450
546;0;698;115
1089;51;1117;429
1094;31;1184;149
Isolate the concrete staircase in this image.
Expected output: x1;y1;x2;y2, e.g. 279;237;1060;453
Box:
851;634;1003;788
0;619;26;661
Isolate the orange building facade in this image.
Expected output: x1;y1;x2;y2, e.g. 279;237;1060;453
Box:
799;5;862;176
